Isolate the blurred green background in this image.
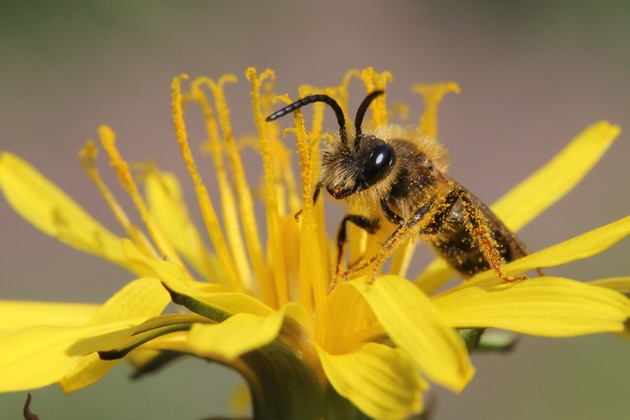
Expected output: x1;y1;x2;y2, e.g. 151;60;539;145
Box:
1;1;629;419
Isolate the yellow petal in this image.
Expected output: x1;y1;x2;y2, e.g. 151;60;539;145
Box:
590;276;630;293
59;353;115;393
135;330;190;353
121;239;197;284
0;153;137;271
88;277;170;324
0;278;170;392
413;259;454;295
493;121;620;230
325;281;383;354
316;342;424;420
434;276;630;336
0;318;147;392
79;314;206;360
59;278;170;392
120;241;272;318
145;169;222;282
165;279;274;319
344;275;474;392
471;215;630;283
188;309;285;360
121;242;274;318
0;301;98;331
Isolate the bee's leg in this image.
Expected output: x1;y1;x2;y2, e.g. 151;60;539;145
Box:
339;198;405;273
330;215;380;292
294;183;322;222
342;202;432;283
380;198;405;225
341;198;404;270
458;191;526;283
506;232;546;277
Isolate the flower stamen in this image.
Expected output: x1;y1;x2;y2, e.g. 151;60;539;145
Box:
188;77;255;294
359;68;392;127
246;68;285;308
289;94;328;321
78;140;158;258
205;75;268;294
98;126;186;270
171;74;242;291
413;82;461;139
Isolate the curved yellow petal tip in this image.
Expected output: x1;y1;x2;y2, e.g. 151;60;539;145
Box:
345;275;475;392
316;343;425;419
0;152;135;268
435;276;630;337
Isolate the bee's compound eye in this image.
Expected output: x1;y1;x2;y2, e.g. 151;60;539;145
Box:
363;144;396;186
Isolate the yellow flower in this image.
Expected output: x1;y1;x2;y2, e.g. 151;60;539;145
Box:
1;67;629;419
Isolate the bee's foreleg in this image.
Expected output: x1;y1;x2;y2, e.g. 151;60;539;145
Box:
329;214;380;292
294;183;322;222
380;198;405;225
342;201;431;284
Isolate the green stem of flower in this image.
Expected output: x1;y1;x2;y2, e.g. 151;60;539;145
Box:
235;341;370;420
458;328;484;353
238;341;324;419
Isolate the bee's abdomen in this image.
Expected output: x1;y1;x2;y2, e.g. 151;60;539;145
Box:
423;193;526;278
429;229;494;277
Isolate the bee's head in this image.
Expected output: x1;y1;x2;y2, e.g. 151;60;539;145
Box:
266;90;396;200
320;133;396;199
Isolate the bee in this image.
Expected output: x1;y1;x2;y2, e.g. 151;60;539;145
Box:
266;90;536;287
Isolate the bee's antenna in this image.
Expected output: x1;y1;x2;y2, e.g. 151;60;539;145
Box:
266;94;348;145
354;90;384;149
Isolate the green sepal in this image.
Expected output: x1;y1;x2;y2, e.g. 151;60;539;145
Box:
162;282;231;321
130;350;186;380
98;314;207;360
458;328;484;353
477;330;519;352
324;383;371;420
458;328;519;353
238;340;324;420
